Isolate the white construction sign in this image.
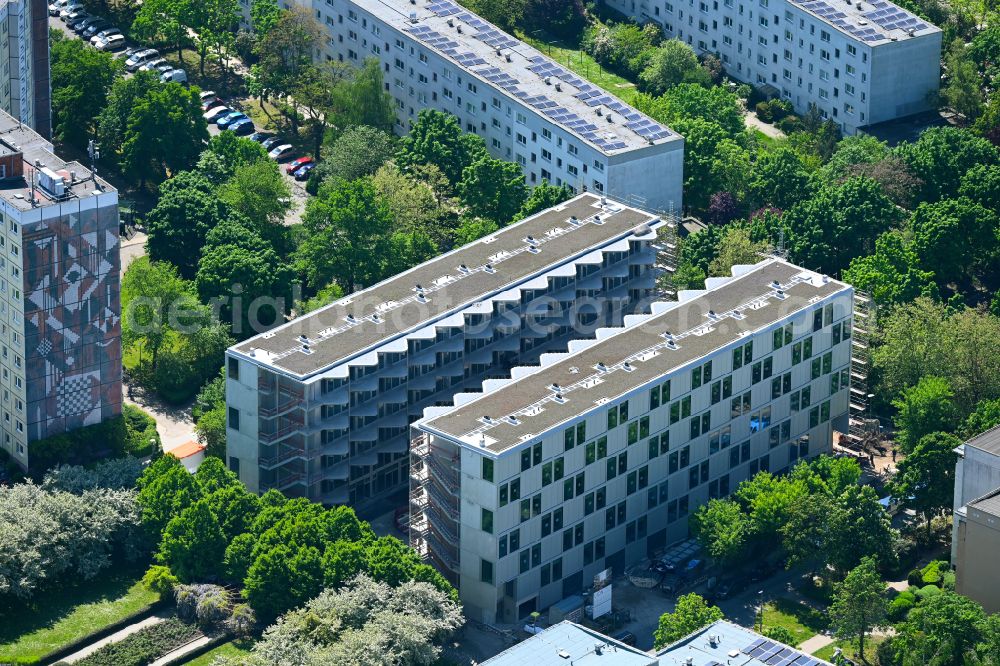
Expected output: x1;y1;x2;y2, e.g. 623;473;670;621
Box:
592;568;613;618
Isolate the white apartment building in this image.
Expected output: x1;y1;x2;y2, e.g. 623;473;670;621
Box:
225;194;668;511
0;0;49;137
273;0;684;211
605;0;941;134
412;259;854;623
0;111;121;469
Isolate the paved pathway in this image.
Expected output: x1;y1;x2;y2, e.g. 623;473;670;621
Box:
744;111;786;139
121;230;147;274
125;384;197;453
800;634;835;654
62;611;172;663
149;634;215;666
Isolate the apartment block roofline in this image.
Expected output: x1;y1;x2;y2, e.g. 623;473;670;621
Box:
965;424;1000;457
656;619;835;665
230;193;663;379
481;621;657;665
787;0;940;45
353;0;680;155
417;258;851;454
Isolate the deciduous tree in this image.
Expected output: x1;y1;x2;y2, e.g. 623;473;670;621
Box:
653;593;724;648
892;376;959;453
457;157;527;225
829;557;887;661
50;37;123;148
889;432;959;538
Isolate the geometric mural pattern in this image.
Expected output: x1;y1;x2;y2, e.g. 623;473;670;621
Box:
22;202;121;441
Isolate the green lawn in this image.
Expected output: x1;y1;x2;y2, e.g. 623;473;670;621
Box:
760;598;831;647
0;567;159;664
813;636;885;662
183;638;255;665
517;32;640;105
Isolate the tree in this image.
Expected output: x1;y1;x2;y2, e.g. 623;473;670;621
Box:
197;238;294;336
158;499;227;582
97;70;162;158
748;146;815;211
892;376;959;453
961;398;1000;438
690;498;750;565
782;177;901;275
515;181;575;222
121;82;210;187
636;83;745;138
50;38;122;147
187;0;239;77
457;157;527;225
897;591;986;665
136;456;205;538
521;0;584;41
829;485;896;574
195;406;227;460
707;225;770;277
397;109;488;185
131;0;190;59
897;126;999;204
206;485;261;542
297;178;395;292
942;39;984;121
958;163;1000;212
780;492;837;574
244;544;324;621
218;160;293;238
338;57;396;133
249;0;280;35
453;217;500;246
121;258;202;368
313;125;395;188
467;0;524;33
843;231;937;307
203;132;269;179
640;40;703;95
653;593;724;648
668;117;731;210
251;6;319;114
829;557;887;662
145;171;229;278
889;432;960;538
909;197;999;284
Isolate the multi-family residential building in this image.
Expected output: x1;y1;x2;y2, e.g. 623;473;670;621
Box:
952;426;1000;613
0;110;120;469
411;258;854;623
267;0;683;210
482;619;835;665
225;194;668;511
605;0;941;134
0;0;50;137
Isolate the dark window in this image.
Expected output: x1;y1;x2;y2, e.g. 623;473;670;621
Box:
607;407;618;430
606;457;617;480
228;407;240;431
481;559;493;584
586;441;597;465
554;457;564;480
639;416;650;439
499;535;508;558
638;465;649;489
521;449;531;471
228;357;239;379
542;462;552;486
532;494;541;516
564;427;575;450
627;471;638;494
482;508;493;534
519;549;530;573
553;507;564;530
577;422;586;443
813;308;823;331
542;513;552;537
482;458;494;482
575;472;585;496
533;442;542;466
520;499;530;522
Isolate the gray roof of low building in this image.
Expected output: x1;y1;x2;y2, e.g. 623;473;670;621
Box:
966;425;1000;457
969;488;1000;519
352;0;681;154
656;620;834;666
482;621;657;666
420;259;850;454
231;194;660;379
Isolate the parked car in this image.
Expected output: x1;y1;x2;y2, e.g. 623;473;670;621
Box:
228;118;255;136
125;49;159;72
96;34;126;51
293;162;316;181
48;0;72;15
201;97;224;112
285;156;313;175
82;20;110;37
249;131;273;143
76;16;105;33
58;4;84;19
139;58;168;72
268;144;294;161
199;90;217;103
216;112;249;129
65;11;91;27
90;28;122;45
160;69;188;84
260;136;283;150
611;631;637;647
203;106;232;122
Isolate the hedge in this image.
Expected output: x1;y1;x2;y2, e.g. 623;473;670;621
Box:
36;599;168;666
28;404;160;477
72;618;200;666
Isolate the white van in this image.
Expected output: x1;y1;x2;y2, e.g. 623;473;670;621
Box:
160;69;188;84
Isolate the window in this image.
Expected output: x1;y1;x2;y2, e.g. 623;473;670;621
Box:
228;357;239;379
520;499;530;522
607;406;618;429
481;559;493;584
481;508;493;534
565;426;575;450
521;449;531;471
228;407;240;431
482;458;493;482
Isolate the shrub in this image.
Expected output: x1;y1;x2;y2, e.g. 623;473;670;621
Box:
920;560;948;586
42;457;144;492
888;593;916;621
74;617;200;666
143;565;179;600
942;570;956;590
762;625;798;647
907;568;924;587
227;603;257;637
755;101;774;123
914;584;942;602
123;404;160;456
770;99;794;121
175;584;232;630
776;116;803;134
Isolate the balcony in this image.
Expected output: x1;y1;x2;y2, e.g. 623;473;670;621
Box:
259;394;305;418
259;421;302;443
259;446;312;469
260;472;305;492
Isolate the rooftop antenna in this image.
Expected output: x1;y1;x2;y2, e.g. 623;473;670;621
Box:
88;139;100;189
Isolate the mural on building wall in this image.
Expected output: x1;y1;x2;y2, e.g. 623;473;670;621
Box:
22;202;121;441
